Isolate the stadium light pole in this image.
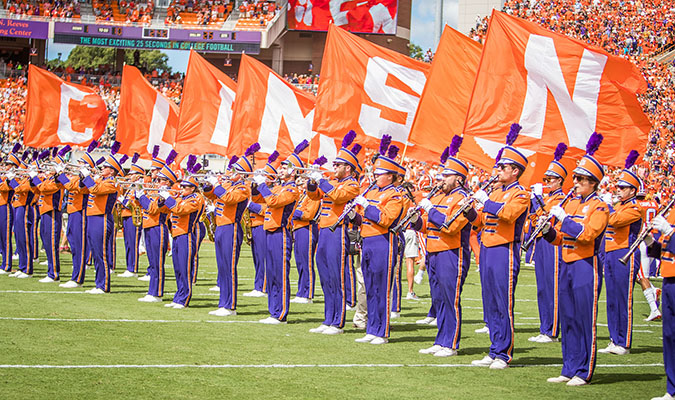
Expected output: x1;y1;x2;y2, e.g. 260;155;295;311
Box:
434;0;444;50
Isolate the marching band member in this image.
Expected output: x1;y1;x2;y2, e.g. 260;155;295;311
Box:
542;132;609;386
162;172;204;309
644;206;675;400
413;137;472;357
7;151;36;278
32;149;64;283
204;148;254;317
253;150;299;324
637;186;662;322
0;144;20;274
137;158;176;303
81;144;124;294
244;186;267;298
290;156;323;305
307;131;362;335
598;150;643;356
57;146;92;288
469;124;530;369
528;143;568;344
118;153;144;278
353;137;404;345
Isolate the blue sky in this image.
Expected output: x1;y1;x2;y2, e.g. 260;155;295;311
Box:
46;0;455;73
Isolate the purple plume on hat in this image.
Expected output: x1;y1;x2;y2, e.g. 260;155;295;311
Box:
553;142;568;161
165;150;178;166
187;154;197;171
228;155;239;169
110;141;121;155
294;139;309;155
58;145;72;157
96;156;105;166
245;143;261;157
119;155;129;164
625;150;639;169
387;145;399;160
87;140;99;153
379;134;392;156
191;163;202;174
31;150;39;161
506;123;522;146
152;145;160;159
38;150;50;160
21;152;29;162
131;152;140;164
495;148;504;164
440;147;450;165
268;150;279;163
11;143;21;153
351;143;362;155
51;147;58;157
586;131;603;156
342;130;357;148
449;135;463;157
312;156;327;166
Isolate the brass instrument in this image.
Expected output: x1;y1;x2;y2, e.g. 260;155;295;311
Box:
620;197;675;264
391;184;442;234
113;201;124;232
201;202;215;242
521;188;576;253
131;201;143;227
330;181;378;232
243;209;253;245
442;175;499;229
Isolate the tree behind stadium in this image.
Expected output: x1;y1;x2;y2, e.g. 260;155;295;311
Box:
47;47;172;73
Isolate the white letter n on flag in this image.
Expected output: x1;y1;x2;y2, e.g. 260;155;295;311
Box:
519;35;607;149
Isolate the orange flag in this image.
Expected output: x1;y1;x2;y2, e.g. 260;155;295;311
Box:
461;10;651;185
25;65;108;147
116;65;178;160
409;25;482;153
313;25;432;162
175;50;237;158
228;54;322;160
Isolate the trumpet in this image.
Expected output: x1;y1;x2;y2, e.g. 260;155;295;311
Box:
391;184;443;234
442;175;499;229
330;181;378;232
521;188;576;253
620;197;675;264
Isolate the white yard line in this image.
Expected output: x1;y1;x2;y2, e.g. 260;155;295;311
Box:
0;363;663;369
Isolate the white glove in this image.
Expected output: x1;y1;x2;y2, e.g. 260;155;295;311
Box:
550;205;567;220
532;183;543;197
652;215;674;236
135;190;144;199
28;169;38;178
308;171;322;182
54;163;65;174
354;195;369;207
117;195;124;204
473;189;489;204
601;192;613;205
206;176;219;186
6;171;15;180
206;204;216;213
159;191;171;200
541;221;552;235
644;233;655;246
253;173;267;186
419;198;433;212
81;168;90;177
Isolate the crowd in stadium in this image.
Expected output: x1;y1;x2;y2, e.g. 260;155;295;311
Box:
164;0;233;25
6;0;81;18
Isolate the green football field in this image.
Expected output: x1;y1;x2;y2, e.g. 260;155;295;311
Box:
0;238;667;399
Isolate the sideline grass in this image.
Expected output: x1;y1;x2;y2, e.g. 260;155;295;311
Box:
0;239;666;399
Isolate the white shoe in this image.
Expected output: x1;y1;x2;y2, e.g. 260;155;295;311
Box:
138;275;151;282
259;316;284;325
645;310;662;321
528;334;544;342
173;304;185;309
471;355;494;367
8;271;20;277
475;326;489;334
416;317;435;325
430;318;437;326
59;281;81;288
651;393;675;400
208;308;236;316
597;343;616;354
535;335;558;343
38;277;56;283
16;272;32;279
355;334;376;343
390;312;400;319
414;270;424;284
290;296;311;304
419;344;444;354
243;290;265;297
434;347;458;357
0;269;8;275
309;324;330;333
85;288;105;294
370;337;388;345
118;270;137;278
138;295;162;303
547;375;571;383
209;286;220;292
165;302;178;308
322;326;344;335
39;260;48;266
406;292;420;300
12;254;19;260
345;304;353;310
489;358;508;369
609;345;629;355
566;376;588;386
